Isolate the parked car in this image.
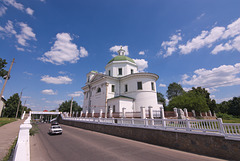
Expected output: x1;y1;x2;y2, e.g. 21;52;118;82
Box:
51;121;59;126
49;125;62;135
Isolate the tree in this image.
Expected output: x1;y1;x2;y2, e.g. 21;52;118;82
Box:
157;92;166;108
0;58;8;79
58;100;82;112
168;91;209;112
191;87;218;112
2;93;23;118
217;101;229;114
228;97;240;116
166;82;184;100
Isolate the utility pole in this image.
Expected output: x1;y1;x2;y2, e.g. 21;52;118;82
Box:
0;58;15;117
70;97;73;117
21;100;27;117
15;90;23;118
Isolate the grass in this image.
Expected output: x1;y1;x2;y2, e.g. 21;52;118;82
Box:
1;137;18;161
222;117;240;123
0;118;17;127
30;122;38;136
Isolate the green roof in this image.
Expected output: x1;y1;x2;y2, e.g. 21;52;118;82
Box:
107;55;135;64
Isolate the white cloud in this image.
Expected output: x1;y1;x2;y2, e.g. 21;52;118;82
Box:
222;18;240;39
15;22;36;46
159;83;166;87
0;5;7;17
25;7;34;16
45;100;64;105
42;89;57;95
79;46;88;57
181;63;240;89
68;91;83;97
15;45;24;51
162;17;240;56
0;20;17;36
3;0;24;11
215;97;233;103
179;27;225;54
23;71;32;75
41;75;72;84
22;96;31;99
139;51;145;55
110;45;129;56
161;33;182;57
133;59;148;72
39;33;84;65
211;42;233;54
196;13;205;20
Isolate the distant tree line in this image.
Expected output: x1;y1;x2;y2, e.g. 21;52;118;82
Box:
157;82;240;117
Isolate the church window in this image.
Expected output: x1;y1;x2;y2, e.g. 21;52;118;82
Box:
151;82;155;91
97;87;101;93
86;92;88;98
108;106;110;113
112;85;115;92
137;82;142;90
131;69;133;74
87;76;90;82
108;70;111;76
118;68;122;75
125;84;128;92
113;105;115;113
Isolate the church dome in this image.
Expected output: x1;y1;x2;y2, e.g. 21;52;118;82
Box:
107;55;135;64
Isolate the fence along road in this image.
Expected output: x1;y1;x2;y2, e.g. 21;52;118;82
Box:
30;123;225;161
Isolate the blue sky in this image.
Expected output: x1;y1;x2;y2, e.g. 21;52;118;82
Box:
0;0;240;111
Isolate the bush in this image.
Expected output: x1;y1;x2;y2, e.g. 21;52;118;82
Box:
216;112;233;120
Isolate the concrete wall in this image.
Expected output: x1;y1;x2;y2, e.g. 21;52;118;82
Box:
58;116;240;160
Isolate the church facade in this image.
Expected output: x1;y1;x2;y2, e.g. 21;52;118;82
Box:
81;48;162;115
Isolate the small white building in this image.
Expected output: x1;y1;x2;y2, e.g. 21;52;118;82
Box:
82;47;162;116
0;97;6;117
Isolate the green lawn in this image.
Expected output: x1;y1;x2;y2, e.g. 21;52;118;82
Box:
223;118;240;123
0;118;17;127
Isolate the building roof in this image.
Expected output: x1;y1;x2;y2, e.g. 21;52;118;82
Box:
108;95;134;101
107;55;135;64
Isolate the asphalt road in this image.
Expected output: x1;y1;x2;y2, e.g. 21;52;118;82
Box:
30;123;225;161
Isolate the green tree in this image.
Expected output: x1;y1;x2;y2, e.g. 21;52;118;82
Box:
166;82;184;100
0;58;8;79
168;90;209;113
191;87;217;112
157;92;166;108
228;97;240;116
58;100;82;112
217;101;229;113
2;93;23;118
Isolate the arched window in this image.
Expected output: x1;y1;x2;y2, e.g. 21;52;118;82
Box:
97;87;101;93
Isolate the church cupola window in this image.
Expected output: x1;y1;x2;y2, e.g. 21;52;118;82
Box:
108;70;111;76
118;68;122;75
125;84;128;92
137;81;142;90
131;69;133;74
151;82;155;91
97;87;101;93
118;46;125;56
112;85;115;92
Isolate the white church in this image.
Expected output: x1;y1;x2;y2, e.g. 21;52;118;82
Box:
82;47;162;117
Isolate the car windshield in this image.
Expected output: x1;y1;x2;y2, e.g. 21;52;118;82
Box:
52;126;61;129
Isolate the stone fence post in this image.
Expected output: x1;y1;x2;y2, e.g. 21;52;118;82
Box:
148;106;153;119
122;108;126;118
85;111;88;118
208;110;212;117
173;107;178;117
192;110;196;117
109;108;113;118
99;109;103;118
160;106;165;119
184;108;188;117
141;107;146;119
91;109;95;118
80;111;83;117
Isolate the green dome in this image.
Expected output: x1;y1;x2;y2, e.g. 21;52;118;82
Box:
108;55;135;64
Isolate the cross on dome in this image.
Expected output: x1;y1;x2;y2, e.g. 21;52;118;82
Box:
118;46;125;56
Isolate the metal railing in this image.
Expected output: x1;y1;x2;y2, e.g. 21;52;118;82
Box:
62;114;240;141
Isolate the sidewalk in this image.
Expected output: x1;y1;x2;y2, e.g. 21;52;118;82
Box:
0;116;27;160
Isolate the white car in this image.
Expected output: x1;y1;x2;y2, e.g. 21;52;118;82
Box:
49;125;62;135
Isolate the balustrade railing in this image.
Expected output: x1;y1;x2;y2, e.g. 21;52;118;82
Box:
61;114;240;141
